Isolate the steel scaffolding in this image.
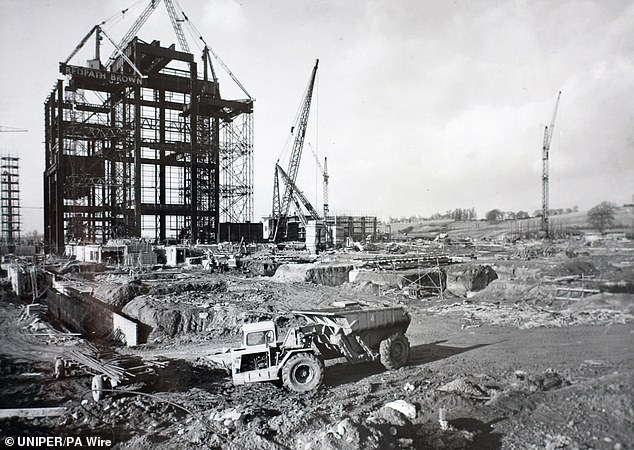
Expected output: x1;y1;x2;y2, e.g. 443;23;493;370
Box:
1;155;21;248
44;39;253;253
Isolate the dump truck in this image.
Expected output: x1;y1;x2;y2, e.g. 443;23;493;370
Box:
230;303;411;392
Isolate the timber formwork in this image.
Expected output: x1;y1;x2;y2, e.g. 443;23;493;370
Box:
44;39;253;253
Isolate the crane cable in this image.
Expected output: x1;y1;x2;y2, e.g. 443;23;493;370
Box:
173;0;252;99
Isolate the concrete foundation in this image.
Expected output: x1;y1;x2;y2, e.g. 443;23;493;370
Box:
272;263;354;286
349;268;447;292
45;284;140;346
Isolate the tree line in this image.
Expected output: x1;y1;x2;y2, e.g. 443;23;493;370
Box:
389;200;626;233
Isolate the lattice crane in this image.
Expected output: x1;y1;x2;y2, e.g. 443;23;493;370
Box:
276;164;321;225
308;144;329;219
541;90;562;237
106;0;189;68
271;59;319;241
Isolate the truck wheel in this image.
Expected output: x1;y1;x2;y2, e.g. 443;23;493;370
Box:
281;353;324;392
379;333;410;369
91;375;107;402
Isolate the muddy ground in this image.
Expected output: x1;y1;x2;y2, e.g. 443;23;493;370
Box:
0;243;633;449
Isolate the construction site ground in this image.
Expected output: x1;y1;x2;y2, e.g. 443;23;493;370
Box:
1;243;633;449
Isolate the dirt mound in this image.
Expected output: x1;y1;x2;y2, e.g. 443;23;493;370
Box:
447;265;498;296
469;279;555;304
426;293;634;329
245;259;280;276
122;296;245;340
547;260;599;277
564;293;634;314
272;264;353;286
350;268;446;291
271;264;311;283
93;280;146;308
145;279;226;296
307;265;354;286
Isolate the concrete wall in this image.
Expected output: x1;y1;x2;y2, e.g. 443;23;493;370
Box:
46;289;113;338
46;289;141;347
113;312;139;346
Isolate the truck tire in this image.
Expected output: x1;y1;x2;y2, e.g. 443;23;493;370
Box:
91;375;107;402
379;333;410;369
281;353;324;392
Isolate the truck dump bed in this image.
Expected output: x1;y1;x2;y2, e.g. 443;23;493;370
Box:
293;306;410;335
293;306;410;357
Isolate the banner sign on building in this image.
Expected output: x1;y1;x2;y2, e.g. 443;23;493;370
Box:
60;63;142;86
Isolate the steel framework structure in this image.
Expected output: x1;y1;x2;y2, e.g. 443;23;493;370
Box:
44;38;253;254
1;156;21;248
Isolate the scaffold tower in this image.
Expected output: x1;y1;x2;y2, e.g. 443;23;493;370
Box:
1;155;21;247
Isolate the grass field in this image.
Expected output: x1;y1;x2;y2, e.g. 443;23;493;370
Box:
390;207;634;240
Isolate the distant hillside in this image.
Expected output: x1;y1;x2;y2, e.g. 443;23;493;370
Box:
390;207;634;240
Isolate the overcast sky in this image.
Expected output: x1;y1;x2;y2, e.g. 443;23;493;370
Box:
1;0;633;233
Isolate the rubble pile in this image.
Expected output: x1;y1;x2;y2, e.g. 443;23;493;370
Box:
122;295;246;339
446;264;498;296
93;280;146;308
2;235;634;448
427;293;634;329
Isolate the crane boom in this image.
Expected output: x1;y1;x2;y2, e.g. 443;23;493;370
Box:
63;25;99;65
276;164;321;221
271;59;319;241
164;0;189;53
308;144;329;218
541;90;562;236
0;126;28;133
107;0;159;68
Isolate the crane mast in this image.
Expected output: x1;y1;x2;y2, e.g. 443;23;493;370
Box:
309;144;329;218
322;156;329;218
271;59;319;241
541;91;561;237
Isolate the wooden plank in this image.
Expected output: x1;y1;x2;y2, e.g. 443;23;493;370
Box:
0;407;67;418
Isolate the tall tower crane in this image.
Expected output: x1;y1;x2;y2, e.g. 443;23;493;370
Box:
271;59;319;241
541;90;562;237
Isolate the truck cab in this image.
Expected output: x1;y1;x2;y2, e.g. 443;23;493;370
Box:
241;321;277;347
230;321;281;385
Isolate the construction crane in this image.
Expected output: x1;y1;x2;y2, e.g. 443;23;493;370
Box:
271;59;319;241
541;90;562;237
106;1;158;68
276;164;321;225
106;0;189;68
308;144;329;218
0;126;28;133
163;0;189;53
